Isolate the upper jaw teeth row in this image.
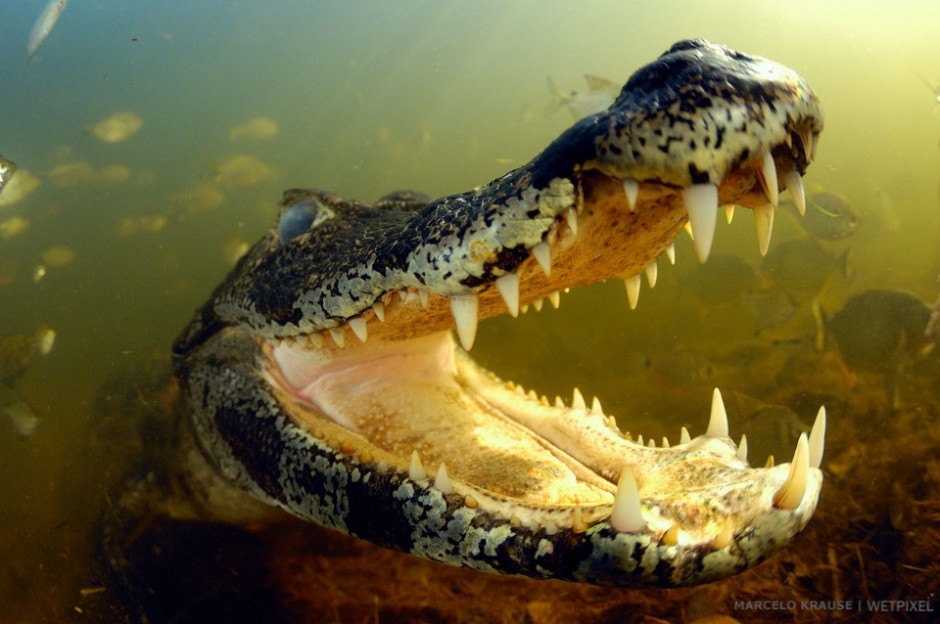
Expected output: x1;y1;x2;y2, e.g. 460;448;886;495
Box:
405;387;825;538
310;146;807;351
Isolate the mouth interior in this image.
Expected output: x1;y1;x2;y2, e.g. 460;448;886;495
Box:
265;144;811;535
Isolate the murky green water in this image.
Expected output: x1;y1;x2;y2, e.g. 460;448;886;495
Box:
2;1;940;621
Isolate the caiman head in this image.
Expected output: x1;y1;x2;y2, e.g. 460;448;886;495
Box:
173;40;826;586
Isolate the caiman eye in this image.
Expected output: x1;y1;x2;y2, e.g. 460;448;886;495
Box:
277;198;333;244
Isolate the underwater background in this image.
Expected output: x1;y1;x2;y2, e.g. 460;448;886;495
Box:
1;0;939;621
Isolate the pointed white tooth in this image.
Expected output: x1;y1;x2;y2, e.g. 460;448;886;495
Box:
527;389;538;401
647;438;656;448
757;149;779;206
754;204;775;257
783;170;806;216
419;289;430;308
623;275;641;310
724;204;735;224
572;387;586;410
554;396;564;409
680;426;690;444
736;434;749;462
809;406;826;469
434;462;454;494
449;294;479;351
636;434;644;446
706;388;729;438
774;433;809;509
682;183;719;263
408;450;427;481
622;178;639;211
371;301;386;322
644;262;658;288
531;241;551;277
590;396;603;415
610;467;644;532
661;436;670;448
520;303;529;314
533;298;544;312
329;327;345;348
495;273;520;317
564;207;578;236
665;242;676;265
348;317;368;342
548;291;560;309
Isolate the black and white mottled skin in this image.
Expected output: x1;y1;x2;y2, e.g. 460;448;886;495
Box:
172;40;826;587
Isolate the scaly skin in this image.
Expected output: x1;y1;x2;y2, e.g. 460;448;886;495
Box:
173;40;826;586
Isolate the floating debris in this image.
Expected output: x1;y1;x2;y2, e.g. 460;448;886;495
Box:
0;169;41;207
26;0;69;62
228;117;279;142
0;152;16;193
211;154;276;190
547;74;621;119
40;245;75;268
0;215;29;239
91;112;143;144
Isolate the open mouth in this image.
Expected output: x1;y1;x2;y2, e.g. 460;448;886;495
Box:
176;40;827;586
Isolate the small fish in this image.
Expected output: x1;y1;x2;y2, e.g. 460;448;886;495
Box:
26;0;69;62
0;152;16;193
0;324;55;386
783;191;861;241
547;74;621;119
1;385;40;438
90;112;143;144
228;117;279;142
827;289;935;406
762;239;852;303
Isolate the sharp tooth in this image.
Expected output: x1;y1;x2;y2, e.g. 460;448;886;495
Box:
680;426;691;444
371;301;386;322
783;170;806;216
610;467;644;532
554;396;564;408
527;389;538;401
756;150;779;206
647;438;656;448
623;275;641;310
409;451;427;481
531;241;551;277
564;207;578;236
548;291;561;309
682;184;719;263
329;327;345;348
773;433;809;509
449;294;479;350
348;317;368;342
636;434;644;446
661;436;670;448
713;522;734;550
572;387;586;410
419;289;430;308
533;298;544;312
434;463;454;494
724;204;735;224
622;178;639;211
753;204;775;257
495;273;520;317
706;388;729;438
736;434;748;462
572;505;587;533
809;406;826;469
665;242;676;265
590;396;603;415
644;262;658;288
766;455;775;468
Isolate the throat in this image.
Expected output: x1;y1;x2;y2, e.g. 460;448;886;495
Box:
269;332;613;505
